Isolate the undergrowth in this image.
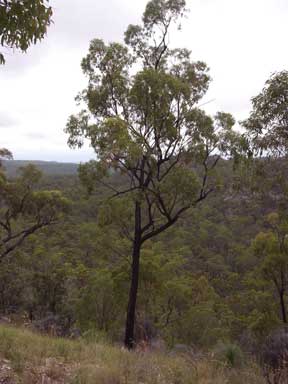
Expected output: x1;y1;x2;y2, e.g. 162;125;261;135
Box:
0;325;265;383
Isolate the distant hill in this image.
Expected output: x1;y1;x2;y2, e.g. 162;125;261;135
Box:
2;160;79;177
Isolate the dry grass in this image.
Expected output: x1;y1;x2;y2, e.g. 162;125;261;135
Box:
0;325;266;384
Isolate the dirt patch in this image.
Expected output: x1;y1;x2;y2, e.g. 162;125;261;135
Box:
0;359;16;384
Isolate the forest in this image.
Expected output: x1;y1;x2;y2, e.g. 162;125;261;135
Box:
1;0;288;383
1;155;288;349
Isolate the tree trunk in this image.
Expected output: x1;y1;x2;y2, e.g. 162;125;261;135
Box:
124;201;141;349
280;290;287;324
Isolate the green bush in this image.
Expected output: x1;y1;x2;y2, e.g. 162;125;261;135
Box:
213;342;244;368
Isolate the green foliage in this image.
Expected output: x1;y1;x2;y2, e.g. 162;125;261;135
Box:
0;0;52;64
76;268;123;334
1;2;288;354
65;0;241;246
214;342;244;368
65;0;243;348
251;212;288;324
0;160;287;349
0;164;70;263
243;71;288;157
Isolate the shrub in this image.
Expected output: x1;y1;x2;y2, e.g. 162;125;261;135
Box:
260;328;288;383
213;342;244;368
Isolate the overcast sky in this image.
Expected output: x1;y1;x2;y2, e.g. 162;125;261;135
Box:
1;0;287;162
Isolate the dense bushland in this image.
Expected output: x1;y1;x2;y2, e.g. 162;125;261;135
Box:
0;159;286;354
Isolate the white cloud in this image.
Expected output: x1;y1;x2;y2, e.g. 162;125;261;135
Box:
0;111;18;127
0;0;287;161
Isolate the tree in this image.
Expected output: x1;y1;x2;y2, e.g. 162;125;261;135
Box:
0;148;13;170
0;148;12;161
65;0;240;349
0;164;69;263
1;0;53;157
253;213;288;324
236;71;288;216
0;0;52;64
243;70;288;158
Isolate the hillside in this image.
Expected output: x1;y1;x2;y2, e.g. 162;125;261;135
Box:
0;158;285;351
0;325;264;384
2;160;79;177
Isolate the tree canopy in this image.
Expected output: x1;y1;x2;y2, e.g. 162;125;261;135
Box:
243;70;288;158
0;164;69;263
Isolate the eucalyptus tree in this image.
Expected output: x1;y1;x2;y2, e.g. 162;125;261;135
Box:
66;0;240;349
243;70;288;157
253;213;288;324
0;0;52;64
0;164;69;263
241;70;288;206
0;148;12;166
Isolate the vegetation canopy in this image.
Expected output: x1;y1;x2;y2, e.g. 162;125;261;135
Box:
243;70;288;158
0;164;70;263
66;0;241;349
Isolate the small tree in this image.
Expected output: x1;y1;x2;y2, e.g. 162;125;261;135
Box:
0;0;52;64
253;213;288;324
0;164;69;263
0;148;13;169
240;70;288;195
243;70;288;158
66;0;239;349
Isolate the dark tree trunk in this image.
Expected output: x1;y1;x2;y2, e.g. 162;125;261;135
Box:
124;201;141;349
280;289;287;324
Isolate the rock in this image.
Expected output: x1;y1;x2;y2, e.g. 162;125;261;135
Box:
169;344;193;356
31;314;77;338
0;359;15;384
69;328;81;339
0;317;11;325
150;338;166;352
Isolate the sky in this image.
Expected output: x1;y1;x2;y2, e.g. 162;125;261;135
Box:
0;0;287;163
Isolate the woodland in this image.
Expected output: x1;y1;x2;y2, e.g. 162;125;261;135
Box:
1;0;288;382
